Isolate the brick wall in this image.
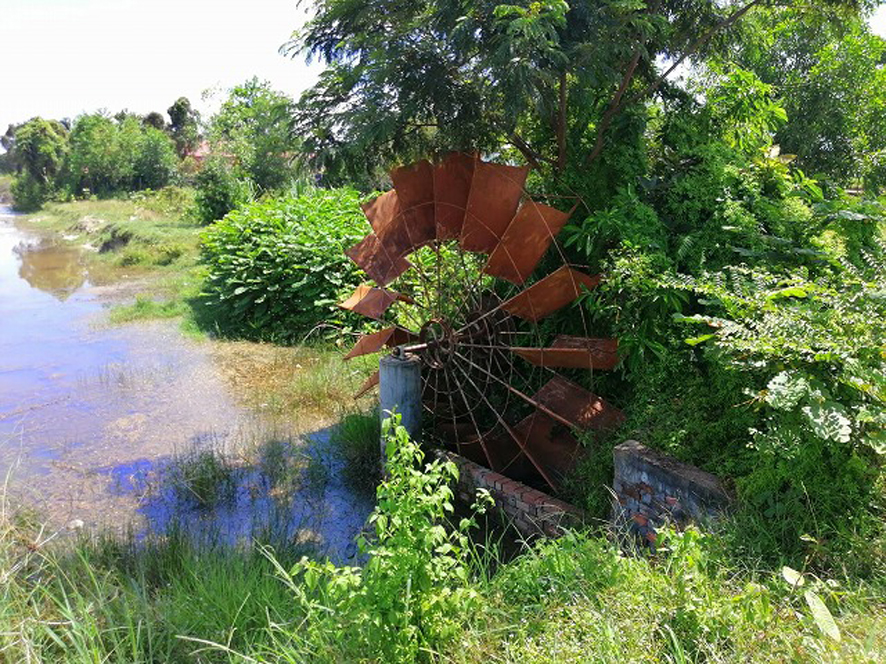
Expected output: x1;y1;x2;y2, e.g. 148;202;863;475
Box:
437;439;731;543
437;451;585;537
612;439;732;547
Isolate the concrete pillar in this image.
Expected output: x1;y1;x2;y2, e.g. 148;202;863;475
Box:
378;350;422;460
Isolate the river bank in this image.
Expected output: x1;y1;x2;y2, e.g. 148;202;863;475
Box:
0;199;378;561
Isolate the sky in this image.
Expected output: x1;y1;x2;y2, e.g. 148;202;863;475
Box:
1;2;886;136
0;0;321;132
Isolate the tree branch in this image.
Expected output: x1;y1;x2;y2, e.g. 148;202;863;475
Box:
585;0;764;166
510;132;554;170
585;50;642;166
628;0;764;106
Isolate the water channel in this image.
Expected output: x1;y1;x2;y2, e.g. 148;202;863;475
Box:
0;205;372;561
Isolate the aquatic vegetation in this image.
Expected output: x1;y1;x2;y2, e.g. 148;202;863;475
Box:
330;409;382;493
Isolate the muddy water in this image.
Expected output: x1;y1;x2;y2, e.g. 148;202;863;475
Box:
0;206;372;561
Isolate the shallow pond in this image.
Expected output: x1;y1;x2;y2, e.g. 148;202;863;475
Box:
0;206;373;562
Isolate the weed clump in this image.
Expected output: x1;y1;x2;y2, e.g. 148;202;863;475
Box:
330;410;382;493
163;447;237;509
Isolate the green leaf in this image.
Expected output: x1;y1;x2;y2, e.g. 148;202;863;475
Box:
765;372;809;410
802;403;852;443
768;286;808;300
684;334;715;346
804;590;841;642
781;566;805;588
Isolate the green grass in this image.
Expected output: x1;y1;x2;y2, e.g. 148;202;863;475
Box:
330;410;382;493
107;295;191;324
162;446;238;510
15;189;211;326
1;422;885;663
454;530;886;663
210;342;378;427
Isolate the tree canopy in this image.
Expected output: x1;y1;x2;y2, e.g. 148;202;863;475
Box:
209;78;299;191
286;0;878;190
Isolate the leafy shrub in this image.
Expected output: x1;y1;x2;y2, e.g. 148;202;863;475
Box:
269;415;490;661
665;262;886;565
11;174;50;211
131;126;179;190
200;187;367;341
192;157;251;224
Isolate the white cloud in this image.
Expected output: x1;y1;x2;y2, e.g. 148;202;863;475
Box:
0;0;321;131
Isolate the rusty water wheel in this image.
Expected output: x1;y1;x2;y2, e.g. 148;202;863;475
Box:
339;153;624;490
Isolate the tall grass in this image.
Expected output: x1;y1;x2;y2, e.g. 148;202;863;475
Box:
1;421;884;663
330;409;382;493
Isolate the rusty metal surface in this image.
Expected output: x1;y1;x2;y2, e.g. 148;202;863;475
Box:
361;190;402;235
501;266;601;322
344;327;418;361
346;233;412;287
510;336;619;370
390;159;437;251
532;376;625;432
361;190;418;258
344;154;625;492
483;201;571;284
353;371;380;399
461;160;529;253
433;152;475;240
338;284;412;320
512;411;583;482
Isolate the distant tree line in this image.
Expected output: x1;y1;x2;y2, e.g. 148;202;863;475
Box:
0;79;301;219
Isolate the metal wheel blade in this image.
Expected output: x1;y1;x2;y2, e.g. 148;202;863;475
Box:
344;327;418;361
390;159;437;249
511;337;619;370
460;160;529;253
353;371;380;399
501;266;601;322
339;284;413;320
483;201;572;284
532;376;625;433
346;234;412;287
433;152;476;240
512;411;584;483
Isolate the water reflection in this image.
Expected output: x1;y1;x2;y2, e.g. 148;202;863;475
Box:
0;208;376;555
15;239;87;299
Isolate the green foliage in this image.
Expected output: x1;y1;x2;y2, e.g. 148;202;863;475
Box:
192;156;250;224
285;0;729;180
66;114;179;197
733;8;886;190
287;0;865;186
11;172;52;211
209;78;298;191
13;117;68;185
330;409;382;493
163;446;237;509
199;188;367;341
0;435;883;663
664;254;886;563
267;415;490;661
166;96;200;158
9;117;69;209
132;126;179;190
